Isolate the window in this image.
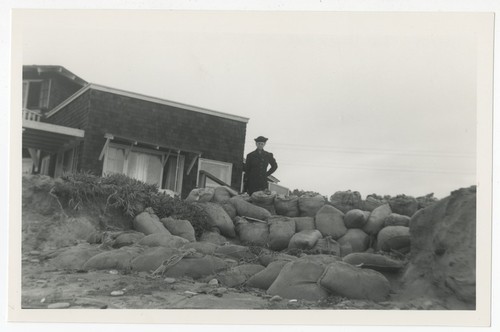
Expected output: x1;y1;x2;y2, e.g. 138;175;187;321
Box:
102;144;184;193
22;79;50;110
197;158;232;188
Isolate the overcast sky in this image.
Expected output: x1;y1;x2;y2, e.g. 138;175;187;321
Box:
18;10;482;198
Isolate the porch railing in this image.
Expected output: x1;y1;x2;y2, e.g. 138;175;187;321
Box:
23;108;42;122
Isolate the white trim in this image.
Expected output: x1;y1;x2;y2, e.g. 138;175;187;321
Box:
22;119;85;138
47;83;249;123
45;84;91;117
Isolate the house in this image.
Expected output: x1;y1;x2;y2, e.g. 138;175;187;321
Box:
22;65;249;197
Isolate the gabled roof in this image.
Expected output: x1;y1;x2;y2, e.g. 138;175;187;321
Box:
46;83;249;123
23;65;87;86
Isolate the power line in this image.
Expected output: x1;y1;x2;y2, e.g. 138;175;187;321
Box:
244;141;475;159
278;160;475;175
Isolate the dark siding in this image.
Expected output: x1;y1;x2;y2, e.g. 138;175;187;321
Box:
46;74;85;111
23;71;85;113
84;89;247;196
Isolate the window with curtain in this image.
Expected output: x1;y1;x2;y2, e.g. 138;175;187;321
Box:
102;144;168;189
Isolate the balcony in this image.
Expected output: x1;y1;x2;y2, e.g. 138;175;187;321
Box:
23;108;42;122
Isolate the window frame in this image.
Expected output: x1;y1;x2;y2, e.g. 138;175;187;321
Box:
102;143;185;193
22;79;51;110
197;158;233;188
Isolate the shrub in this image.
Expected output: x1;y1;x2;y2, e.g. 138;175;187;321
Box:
53;172;211;239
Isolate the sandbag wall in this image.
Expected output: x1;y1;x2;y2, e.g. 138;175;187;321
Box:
45;186;413;303
185;187;413;257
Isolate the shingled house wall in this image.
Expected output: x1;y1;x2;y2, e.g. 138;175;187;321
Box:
47;88;247;197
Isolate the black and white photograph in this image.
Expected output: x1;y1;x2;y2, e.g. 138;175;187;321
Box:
2;0;497;330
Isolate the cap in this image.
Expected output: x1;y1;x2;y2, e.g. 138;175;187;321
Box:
254;136;268;143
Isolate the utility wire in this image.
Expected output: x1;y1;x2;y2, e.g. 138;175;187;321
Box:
278;160;475;175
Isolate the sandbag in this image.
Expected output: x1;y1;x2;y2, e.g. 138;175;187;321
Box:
298;194;326;217
384;213;411;227
217;264;265;287
235;218;269;246
344;209;369;229
314;204;347;239
329;190;363;213
138;233;189;248
319;261;391;301
195;202;236;238
112;231;145;248
251;190;277;214
215;244;258;261
299;254;341;265
388;194;419;217
274;195;300;217
163;255;228;279
246;260;289;290
160;217;196;242
267;259;329;301
288;230;322;250
185;187;215;203
343;252;405;272
376;226;410;252
363;195;386;212
268;217;296;251
220;201;237;220
311;236;341;256
133;208;169;235
130;247;180;272
181;241;219;255
259;252;297;267
212;186;238;203
292;216;316;232
337;229;370;253
82;246;143;271
229;197;272;220
200;231;227;245
363;204;392;235
49;244;103;270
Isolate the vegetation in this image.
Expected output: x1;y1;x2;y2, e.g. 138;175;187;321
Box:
52;172;210;238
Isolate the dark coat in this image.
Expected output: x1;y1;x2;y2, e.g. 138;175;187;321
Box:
244;149;278;195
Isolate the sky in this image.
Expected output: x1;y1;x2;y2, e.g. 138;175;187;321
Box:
17;10;483;199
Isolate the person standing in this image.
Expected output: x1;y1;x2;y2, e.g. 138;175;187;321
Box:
243;136;278;195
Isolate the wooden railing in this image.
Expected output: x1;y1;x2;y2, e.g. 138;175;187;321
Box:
198;170;232;188
23;109;42;122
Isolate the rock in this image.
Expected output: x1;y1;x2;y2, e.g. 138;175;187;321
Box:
216;287;227;294
270;295;283;302
200;231;227;245
47;302;71;309
110;290;124;296
208;278;219;286
164;277;176;284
